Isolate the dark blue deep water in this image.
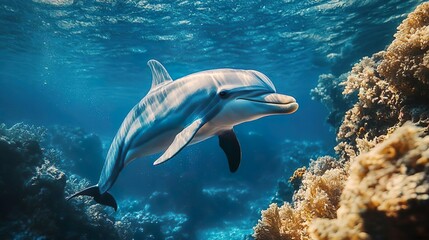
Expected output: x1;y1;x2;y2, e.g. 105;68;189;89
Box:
0;0;426;239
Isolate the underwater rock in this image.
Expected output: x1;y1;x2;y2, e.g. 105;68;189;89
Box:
0;122;193;239
0;123;188;239
0;122;47;143
48;125;104;180
0;123;124;239
309;124;429;240
115;199;189;239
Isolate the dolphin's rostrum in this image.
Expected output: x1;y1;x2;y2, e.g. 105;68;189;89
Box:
67;60;299;210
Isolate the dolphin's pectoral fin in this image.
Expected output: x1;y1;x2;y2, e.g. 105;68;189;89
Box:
154;119;204;165
218;129;241;173
147;59;173;91
66;185;118;211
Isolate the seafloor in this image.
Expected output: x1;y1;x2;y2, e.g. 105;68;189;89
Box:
1;2;428;240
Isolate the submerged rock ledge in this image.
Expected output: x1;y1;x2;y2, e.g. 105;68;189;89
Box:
254;2;429;240
0;123;188;239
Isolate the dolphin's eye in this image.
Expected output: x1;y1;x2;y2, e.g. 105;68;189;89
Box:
219;90;228;99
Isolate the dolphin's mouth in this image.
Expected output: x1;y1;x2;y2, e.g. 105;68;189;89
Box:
240;98;294;105
238;93;299;113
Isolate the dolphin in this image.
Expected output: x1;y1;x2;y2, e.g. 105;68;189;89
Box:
67;60;298;210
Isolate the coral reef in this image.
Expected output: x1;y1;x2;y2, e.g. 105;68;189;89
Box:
48;125;105;181
0;125;121;239
378;2;429;99
116;199;189;239
253;157;347;240
310;73;355;128
0;122;47;142
271;139;329;205
309;124;429;239
288;166;306;191
255;2;429;239
336;2;429;161
0;123;190;239
310;2;429;161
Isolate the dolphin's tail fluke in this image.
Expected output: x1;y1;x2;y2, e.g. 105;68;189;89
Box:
66;185;118;211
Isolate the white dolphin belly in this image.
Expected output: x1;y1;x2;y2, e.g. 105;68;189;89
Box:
124;128;179;165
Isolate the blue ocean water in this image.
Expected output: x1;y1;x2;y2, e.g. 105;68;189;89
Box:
0;0;425;239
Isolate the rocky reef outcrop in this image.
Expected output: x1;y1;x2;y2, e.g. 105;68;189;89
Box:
0;123;121;239
310;73;355;129
254;2;429;239
0;123;189;239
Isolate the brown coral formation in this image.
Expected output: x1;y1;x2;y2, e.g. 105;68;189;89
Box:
336;2;429;161
289;166;306;191
309;124;429;239
254;2;429;240
378;2;429;98
253;157;347;240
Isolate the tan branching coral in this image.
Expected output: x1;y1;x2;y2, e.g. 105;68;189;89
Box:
336;2;429;161
253;157;347;240
336;53;400;160
255;3;429;240
309;124;429;239
378;2;429;98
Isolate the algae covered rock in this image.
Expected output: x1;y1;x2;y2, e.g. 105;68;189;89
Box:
0;122;193;239
0;124;122;239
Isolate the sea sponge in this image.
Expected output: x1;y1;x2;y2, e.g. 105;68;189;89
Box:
309;124;429;239
253;156;348;240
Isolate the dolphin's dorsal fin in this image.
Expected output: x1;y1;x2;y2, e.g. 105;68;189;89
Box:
147;59;173;90
153;119;204;165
